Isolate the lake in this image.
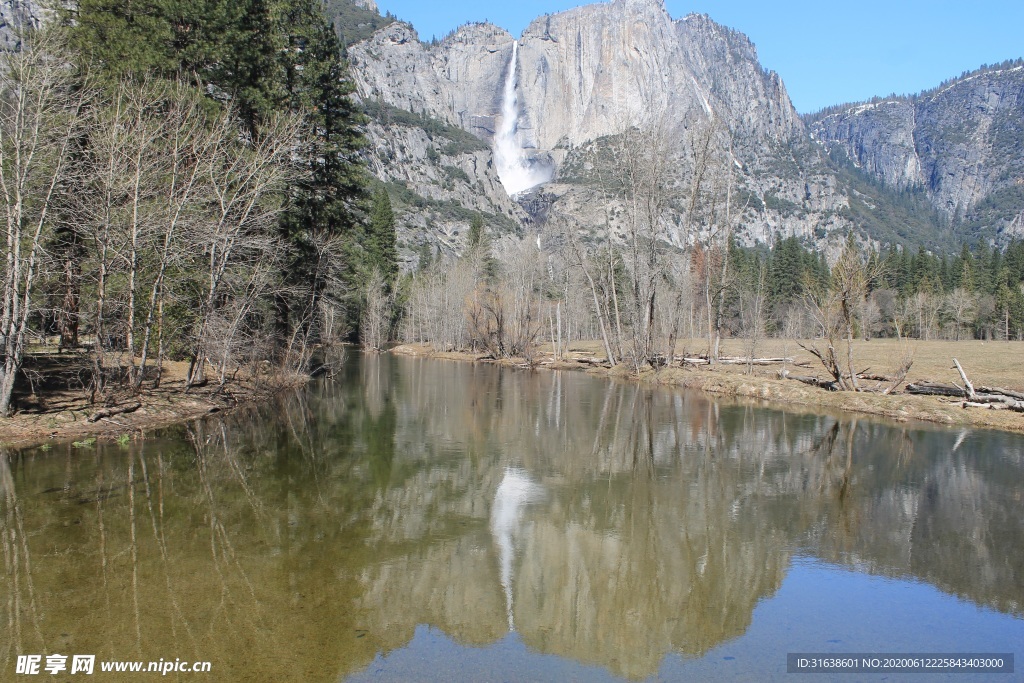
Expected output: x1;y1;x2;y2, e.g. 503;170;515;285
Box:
2;354;1022;681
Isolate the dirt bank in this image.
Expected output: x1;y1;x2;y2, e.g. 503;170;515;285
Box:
0;360;307;450
391;340;1024;434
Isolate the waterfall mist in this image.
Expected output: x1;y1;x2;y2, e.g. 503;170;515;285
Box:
494;41;552;196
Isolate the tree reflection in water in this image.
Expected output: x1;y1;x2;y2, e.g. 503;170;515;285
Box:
1;353;1022;681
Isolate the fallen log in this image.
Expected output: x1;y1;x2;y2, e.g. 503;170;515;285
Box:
977;386;1024;401
971;395;1018;406
857;373;893;382
905;382;965;397
961;401;1024;411
782;371;839;391
952;358;976;400
960;398;1024;411
717;357;795;366
88;401;142;423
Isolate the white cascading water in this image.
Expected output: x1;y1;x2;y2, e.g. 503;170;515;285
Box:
490;468;542;631
494;41;551;196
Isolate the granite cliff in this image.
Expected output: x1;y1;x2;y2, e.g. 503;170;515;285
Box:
347;0;860;264
5;0;1021;260
0;0;49;51
339;0;1024;261
807;62;1024;242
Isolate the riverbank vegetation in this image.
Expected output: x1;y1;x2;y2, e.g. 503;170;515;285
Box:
0;2;397;424
397;119;1023;419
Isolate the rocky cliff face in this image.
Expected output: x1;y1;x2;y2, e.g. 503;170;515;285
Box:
348;22;529;266
351;0;808;181
808;63;1024;239
348;0;858;257
361;113;528;269
0;0;48;51
345;0;1022;255
515;3;802;152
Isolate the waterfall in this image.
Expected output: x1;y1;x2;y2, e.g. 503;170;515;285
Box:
494;41;551;196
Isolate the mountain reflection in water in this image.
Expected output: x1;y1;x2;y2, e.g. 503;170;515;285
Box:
2;353;1022;681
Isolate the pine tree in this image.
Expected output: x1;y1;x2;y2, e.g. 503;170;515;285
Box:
276;0;369;331
366;188;398;286
69;0;176;79
468;213;485;249
71;0;371;353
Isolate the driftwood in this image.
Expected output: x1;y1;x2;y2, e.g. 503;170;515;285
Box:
573;356;610;366
969;395;1013;405
906;382;965;397
880;352;914;395
88;401;142;423
964;400;1024;412
717;357;795;366
952;358;975;400
798;341;851;390
679;356;794;367
911;360;1024;413
780;370;839;391
978;386;1024;401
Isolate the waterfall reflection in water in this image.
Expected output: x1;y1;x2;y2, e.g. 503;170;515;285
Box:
1;353;1022;682
491;468;543;632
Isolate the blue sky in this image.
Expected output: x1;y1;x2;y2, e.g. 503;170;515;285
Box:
373;0;1024;114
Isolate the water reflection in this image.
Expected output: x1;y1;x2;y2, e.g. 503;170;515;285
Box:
1;353;1023;681
491;469;542;631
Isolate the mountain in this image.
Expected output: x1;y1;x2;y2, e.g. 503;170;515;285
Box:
336;0;1024;263
806;61;1024;244
6;0;1020;262
343;0;861;265
347;21;529;269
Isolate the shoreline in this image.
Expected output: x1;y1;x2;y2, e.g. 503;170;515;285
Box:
391;343;1024;434
7;340;1021;449
0;372;308;451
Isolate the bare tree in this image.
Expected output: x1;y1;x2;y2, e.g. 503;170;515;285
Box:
360;267;391;352
944;287;976;341
612;120;676;370
801;237;883;391
466;239;544;360
0;28;89;414
402;253;478;352
133;81;218;389
559;215;617;366
657;255;694;367
741;262;768;374
73;78;165;397
900;287;942;340
186;110;300;388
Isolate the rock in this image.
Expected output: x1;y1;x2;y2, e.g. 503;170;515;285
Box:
808;63;1024;239
0;0;50;52
515;4;802;151
348;0;1023;254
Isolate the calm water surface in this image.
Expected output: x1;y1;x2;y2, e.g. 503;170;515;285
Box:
2;354;1023;681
